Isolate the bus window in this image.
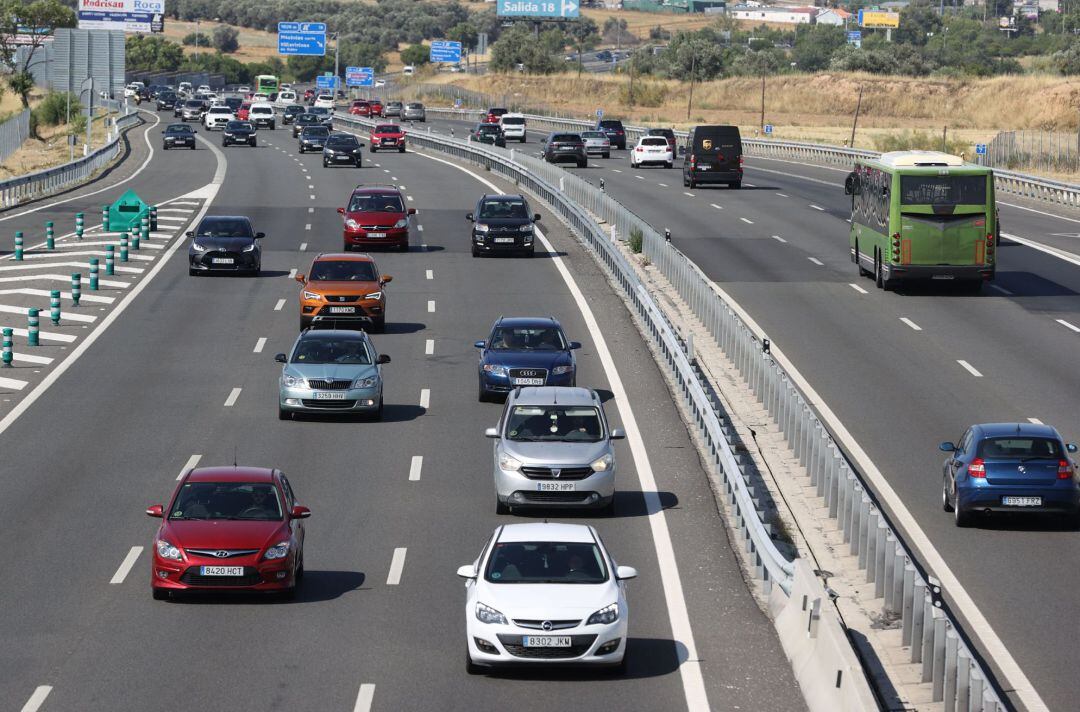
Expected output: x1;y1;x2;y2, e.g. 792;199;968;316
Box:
900;175;986;206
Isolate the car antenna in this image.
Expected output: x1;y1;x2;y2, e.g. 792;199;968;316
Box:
233;445;238;468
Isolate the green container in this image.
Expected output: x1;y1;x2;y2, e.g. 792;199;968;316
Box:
107;189;151;233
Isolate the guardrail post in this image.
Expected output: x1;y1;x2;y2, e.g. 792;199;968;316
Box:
969;669;985;712
955;646;972;711
49;290;61;325
89;258;99;290
14;231;23;260
75;212;84;239
912;581;927;663
45;221;54;249
840;473;855;541
923;601;940;681
945;630;959;710
901;563;916;646
873;519;887;595
854;493;870;558
883;534;897;608
2;327;12;366
862;506;878;572
102;205;109;231
70;273;81;306
931;613;947;701
105;245;115;275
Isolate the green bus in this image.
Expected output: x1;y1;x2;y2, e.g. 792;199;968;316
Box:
255;74;279;96
845;151;997;292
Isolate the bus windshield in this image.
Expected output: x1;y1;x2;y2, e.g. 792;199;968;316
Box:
900;175;986;207
255;75;278;94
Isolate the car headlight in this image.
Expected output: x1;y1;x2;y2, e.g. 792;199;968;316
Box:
281;372;303;388
587;603;619;626
519;224;533;232
482;364;508;376
345;218;360;230
156;539;182;561
242;243;256;252
302;291;322;301
364;291;383;301
552;365;573;375
392;218;408;229
590;453;614;472
192;241;207;252
353;375;378;389
474;223;489;233
263;541;290;560
475;602;508;625
498;452;522;471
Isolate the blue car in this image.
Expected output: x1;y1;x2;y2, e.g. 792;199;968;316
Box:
940;423;1079;527
475;317;580;402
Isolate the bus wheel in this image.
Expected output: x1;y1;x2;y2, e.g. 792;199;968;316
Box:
875;249;892;291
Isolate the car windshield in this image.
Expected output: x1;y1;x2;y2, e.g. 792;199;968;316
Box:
309;260;378;282
167;124;192;133
196;218;252;238
489;326;565;350
977;437;1063;460
225;121;251;131
648;129;673;138
349;193;404;212
209;107;231;114
477;125;500;133
900;175;987;207
478;200;529;220
375;125;400;133
485;541;608;584
291;336;371;364
406;103;423;109
599;121;623;129
506;406;604;442
327;136;358;148
298;115;318;123
310;107;329;115
169;482;282;521
224;98;241;109
302;127;330;137
184;100;202;108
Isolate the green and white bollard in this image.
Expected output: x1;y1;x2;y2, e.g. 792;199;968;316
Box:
45;221;55;250
27;309;39;346
120;242;128;263
49;290;61;325
141;220;149;242
102;205;110;231
1;328;12;367
75;212;85;239
89;258;99;290
70;273;81;306
105;246;115;275
14;231;23;260
131;230;140;251
149;205;158;231
140;215;149;240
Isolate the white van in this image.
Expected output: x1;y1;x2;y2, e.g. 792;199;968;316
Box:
499;113;527;143
276;90;298;107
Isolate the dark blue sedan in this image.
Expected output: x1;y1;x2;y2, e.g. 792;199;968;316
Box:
940;423;1079;527
475;317;580;402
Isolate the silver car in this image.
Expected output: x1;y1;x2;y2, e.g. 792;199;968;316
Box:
485;387;624;515
275;329;390;420
580;130;611;159
384;101;403;117
402;102;426;122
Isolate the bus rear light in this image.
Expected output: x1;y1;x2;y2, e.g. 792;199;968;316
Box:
968;458;986;478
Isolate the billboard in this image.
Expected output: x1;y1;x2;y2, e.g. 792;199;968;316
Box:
858;10;900;28
78;0;164;33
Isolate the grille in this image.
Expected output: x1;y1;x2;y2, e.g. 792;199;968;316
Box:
513;619;581;630
519;491;594;503
300;399;357;409
180;567;262;587
185;549;259;559
498;634;596;659
203;250;242;267
508;368;547;380
360;226;396;232
520;466;593;481
325;295;362;303
306;379;352;390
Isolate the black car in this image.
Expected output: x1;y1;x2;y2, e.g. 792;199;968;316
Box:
466;194;541;258
298;125;331;153
292;113;322;137
222;120;257;147
282;105;304;124
223;97;243;113
156;91;178;111
541;132;587;167
161;123;197;150
323;133;364;168
646;127;677;153
681;124;743;189
470;123;506;148
596;119;627;150
308;106;333;127
187;215;264;276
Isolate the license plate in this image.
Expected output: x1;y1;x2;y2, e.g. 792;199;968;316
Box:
697;165;710;170
513;377;544;386
315;391;347;400
383;139;395;144
523;635;571;647
211;258;234;264
494;237;516;243
200;566;244;576
334;155;351;161
931;274;955;280
366;232;386;238
537;482;575;492
1002;496;1042;507
328;306;355;314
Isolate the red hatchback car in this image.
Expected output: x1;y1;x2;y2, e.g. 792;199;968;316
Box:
350;100;371;116
370;123;405;153
368;98;384;117
147;466;310;599
338;185;415;251
484;107;508;124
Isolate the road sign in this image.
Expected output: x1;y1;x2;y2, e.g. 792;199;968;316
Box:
596;108;603;118
78;0;164;33
858;9;900;28
764;124;773;135
496;0;580;19
316;75;339;90
455;99;463;109
430;40;462;63
847;31;862;42
277;21;326;56
345;67;374;87
975;144;987;155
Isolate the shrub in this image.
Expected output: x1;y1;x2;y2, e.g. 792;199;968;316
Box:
33;91;81;127
620;81;666;108
873;130;968;156
629;227;643;253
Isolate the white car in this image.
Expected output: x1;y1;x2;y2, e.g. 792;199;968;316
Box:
248;103;276;129
374;79;387;87
458;523;635;674
280;83;292;91
237;85;251;94
197;85;211;93
499;113;527;143
314;94;335;109
630;136;674;169
203;106;235;130
124;82;145;98
276;90;298;106
402;65;415;76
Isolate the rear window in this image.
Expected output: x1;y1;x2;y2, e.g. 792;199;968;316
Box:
692;126;742;153
581;131;606;139
598;120;624;129
552;133;580;142
642;137;668;146
976;437;1063;459
501;117;525;125
302;126;329;136
900;175;987;207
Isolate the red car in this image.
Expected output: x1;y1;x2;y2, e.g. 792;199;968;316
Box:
236;101;252;121
369;123;406;153
146;466;310;599
484;107;508;124
304;88;316;102
368;98;383;117
338;184;415;251
349;100;371;116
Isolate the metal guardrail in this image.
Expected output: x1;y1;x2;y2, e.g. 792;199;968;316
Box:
0;108;138;210
340;109;1012;711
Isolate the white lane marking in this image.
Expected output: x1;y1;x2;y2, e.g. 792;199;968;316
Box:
0;262;142;274
776;192;789;198
383;169;390;173
740;217;753;224
412;152;710;710
274;298;286;311
657;182;668;187
957;360;983;378
254;337;267;353
0;375;29;391
7;327;75;343
177;454;201;480
19;686;52;712
999;199;1080;224
848;283;868;294
13;352;53;365
1027;418;1044;425
425;269;433;279
710;203;722;210
807;257;824;266
419;388;430;409
427;300;435;312
407;195;414;202
0;304;95;323
308;207;314;213
299;242;308;251
409;456;423;481
899;318;922;331
770;235;786;243
635;175;644;180
1055;318;1080;333
224;388;242;407
810;204;825;211
156;207;194;213
987;284;1014;296
425;339;434;355
309;194;316;200
386;548;407;585
612;168;622;173
304;223;311;231
417;224;424;232
109;546;143;584
308;184;314;189
0;288;113;304
391;176;398;181
353;683;375;712
683;192;694;197
1002;232;1080;267
288;269;297;280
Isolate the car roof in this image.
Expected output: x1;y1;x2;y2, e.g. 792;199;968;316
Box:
509;386;599;407
299;328;369;341
495;316;560;329
975;422;1060;439
313;252;375;263
186;466;276;483
351;185;403;196
497;522;596;544
198;215;250;223
480;193;526;202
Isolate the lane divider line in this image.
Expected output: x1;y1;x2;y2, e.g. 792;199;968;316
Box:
224;387;242;407
425;269;433;279
899;318;922;331
710;203;722;210
419;388;430;409
19;685;52;712
427;300;435;312
409;456;423;482
386;548;407;585
810;204;825;211
254;337;267;353
1056;318;1080;333
177;454;201;480
770;235;786;243
353;684;375;712
740;217;753;224
109;546;143;584
1028;418;1044;424
274;299;286;311
299;243;307;252
807;257;824;266
425;339;434;355
683;192;694;197
957;360;983;378
287;269;297;280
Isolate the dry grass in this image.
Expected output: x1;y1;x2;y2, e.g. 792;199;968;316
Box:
0;110;117;181
581;6;718;41
162;20;281;64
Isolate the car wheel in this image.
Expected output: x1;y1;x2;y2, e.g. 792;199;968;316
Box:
471;245;480;258
162;144;168;151
688;177;696;189
522;247;534;258
278;406;292;421
466;648;483;675
323;159;328;168
608;655;627;676
731;181;742;189
954;501;973;528
665;162;673;169
478;381;490;402
370;146;376;153
577;160;587;168
188;267;197;276
251;139;257;147
298;146;304;153
398;146;405;153
295;554;305;580
603;152;609;159
371;397;384;422
152;588;170;601
495;498;510;515
190;145;195;150
355;159;362;168
942;477;954;512
602;498;616;517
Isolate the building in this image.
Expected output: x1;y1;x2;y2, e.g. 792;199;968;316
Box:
815;8;852;25
728;5;819;23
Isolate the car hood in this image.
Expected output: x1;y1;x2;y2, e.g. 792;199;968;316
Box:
287;362;378;381
305;279;381;295
475;580;617;619
501;439;609;465
325;144;361;152
225;128;254;135
192;236;255;251
483;350;571;369
163;519;286;551
345;211;404;226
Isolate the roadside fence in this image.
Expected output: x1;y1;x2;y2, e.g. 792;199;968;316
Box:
0;110;32;164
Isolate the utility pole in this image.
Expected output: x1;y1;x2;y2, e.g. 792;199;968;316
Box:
759;73;765;134
686;54;695;120
194;19;200;62
850;84;863;148
333;31;340;95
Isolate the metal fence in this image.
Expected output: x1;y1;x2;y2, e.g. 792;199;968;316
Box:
335;110;1011;711
986;130;1079;175
0;110;32;164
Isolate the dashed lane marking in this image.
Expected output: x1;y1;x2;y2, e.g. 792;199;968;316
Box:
807;257;824;266
178;454;202;480
409;456;423;481
849;283;868;294
224;388;242;407
900;318;922;331
19;686;52;712
1056;318;1080;333
254;337;267;353
957;360;983;378
740;217;753;224
425;339;434;355
109;546;143;584
420;388;430;409
386;548;407;585
274;299;286;311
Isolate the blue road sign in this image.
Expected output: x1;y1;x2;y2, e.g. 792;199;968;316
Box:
496;0;580;19
430;40;462;63
764;124;773;135
316;75;339;90
975;144;987;155
345;67;374;87
847;31;862;42
596;108;603;118
278;21;326;56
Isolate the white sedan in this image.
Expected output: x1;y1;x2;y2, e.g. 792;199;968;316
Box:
458;522;636;674
203;106;235;130
314;94;335;109
630;136;674;169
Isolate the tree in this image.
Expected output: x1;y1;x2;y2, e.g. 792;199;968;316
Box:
793;25;845;72
0;0;77;111
1054;43;1080;74
211;25;239;53
182;32;210;47
126;35;185;72
399;43;430;67
663;31;725;80
447;22;477;51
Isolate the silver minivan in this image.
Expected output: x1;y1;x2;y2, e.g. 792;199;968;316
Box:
486;387;624;515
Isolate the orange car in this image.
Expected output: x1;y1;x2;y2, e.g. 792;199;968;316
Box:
295;253;392;332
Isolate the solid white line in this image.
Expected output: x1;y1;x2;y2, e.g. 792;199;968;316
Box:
386;548;407;585
224;387;242;406
1002;232;1080;267
776;192;789;198
807;257;824;266
178;454;201;480
7;327;75;343
425;339;434;355
287;269;297;280
419;388;430;409
109;546;143;584
1027;418;1044;425
1055;318;1080;333
19;686;52;712
770;235;786;243
274;298;286;311
899;317;922;331
957;360;983;378
0;375;28;391
409;456;423;481
848;283;868;294
425;269;432;280
13;352;53;365
427;300;435;312
810;204;825;211
353;684;375;712
987;284;1014;296
710;203;722;210
740;217;753;224
635;175;644;180
0;305;95;323
299;242;308;251
683;192;694;197
253;337;267;353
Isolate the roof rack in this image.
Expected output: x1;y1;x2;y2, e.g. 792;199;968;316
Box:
353;183;401;191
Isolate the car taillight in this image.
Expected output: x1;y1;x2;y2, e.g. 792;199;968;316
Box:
968;458;986;478
739;156;745;165
689;154;696;168
1059;460;1073;479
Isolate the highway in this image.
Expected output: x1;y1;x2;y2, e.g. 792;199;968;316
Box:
0;109;805;711
415;112;1080;710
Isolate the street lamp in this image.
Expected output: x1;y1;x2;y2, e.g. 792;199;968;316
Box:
194;19;200;61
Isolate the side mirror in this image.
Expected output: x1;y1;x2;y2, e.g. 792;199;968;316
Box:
484;427;499;439
337;207;345;215
376;354;391;364
1068;443;1078;453
160;130;166;134
456;564;478;579
146;504;164;518
615;565;638;580
939;442;956;452
255;232;265;239
407;208;416;215
610;428;626;440
274;353;287;363
290;505;311;519
569;341;581;350
474;340;486;349
533;213;542;222
844;172;861;196
466;212;474;222
358;142;365;147
380;275;392;284
294;274;306;284
186;231;194;238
